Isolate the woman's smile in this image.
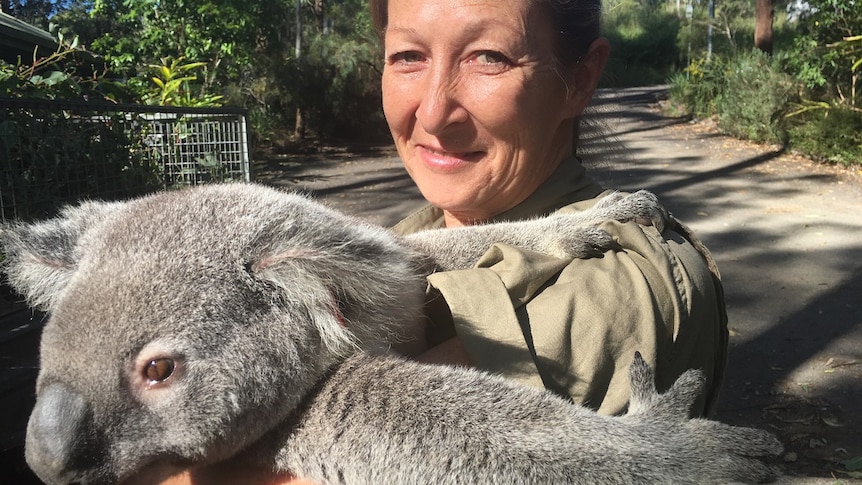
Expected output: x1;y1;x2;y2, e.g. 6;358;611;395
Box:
416;145;485;172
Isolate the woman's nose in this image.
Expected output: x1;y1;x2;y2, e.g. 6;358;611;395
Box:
416;68;469;135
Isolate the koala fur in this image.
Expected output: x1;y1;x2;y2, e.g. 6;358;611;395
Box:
1;183;781;484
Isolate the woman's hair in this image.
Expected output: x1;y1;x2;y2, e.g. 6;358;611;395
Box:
367;0;602;68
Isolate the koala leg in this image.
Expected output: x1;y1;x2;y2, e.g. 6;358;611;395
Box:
621;353;784;483
275;352;783;485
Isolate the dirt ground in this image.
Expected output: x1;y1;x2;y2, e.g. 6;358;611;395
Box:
255;86;862;483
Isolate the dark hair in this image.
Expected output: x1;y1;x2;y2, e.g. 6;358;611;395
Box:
368;0;602;67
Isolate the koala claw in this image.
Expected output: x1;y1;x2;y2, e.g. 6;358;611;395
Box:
546;225;618;259
593;190;670;233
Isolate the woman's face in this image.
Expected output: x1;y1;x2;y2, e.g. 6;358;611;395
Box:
382;0;581;226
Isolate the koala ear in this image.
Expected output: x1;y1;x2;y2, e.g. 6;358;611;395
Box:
1;200;122;312
248;215;427;357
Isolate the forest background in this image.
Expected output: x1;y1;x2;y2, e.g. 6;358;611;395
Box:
1;0;861;166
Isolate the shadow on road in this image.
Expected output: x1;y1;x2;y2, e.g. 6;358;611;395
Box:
588;86;861;480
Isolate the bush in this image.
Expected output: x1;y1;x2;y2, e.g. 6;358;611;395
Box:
787;107;862;166
667;56;725;118
669;50;794;145
715;50;794;144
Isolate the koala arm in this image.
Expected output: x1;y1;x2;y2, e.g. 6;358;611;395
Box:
404;190;668;271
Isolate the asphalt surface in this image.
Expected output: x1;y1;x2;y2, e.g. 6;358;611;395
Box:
260;86;862;484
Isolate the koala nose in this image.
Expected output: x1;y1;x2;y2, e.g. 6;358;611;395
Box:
25;383;96;484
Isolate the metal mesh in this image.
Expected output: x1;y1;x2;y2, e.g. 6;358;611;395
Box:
0;98;251;222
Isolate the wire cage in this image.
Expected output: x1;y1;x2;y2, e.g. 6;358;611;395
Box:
0;98;251;222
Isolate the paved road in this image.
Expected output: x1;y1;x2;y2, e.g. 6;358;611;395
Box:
263;86;862;483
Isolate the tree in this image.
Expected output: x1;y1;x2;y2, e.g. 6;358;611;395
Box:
2;0;58;28
754;0;774;55
9;0;387;141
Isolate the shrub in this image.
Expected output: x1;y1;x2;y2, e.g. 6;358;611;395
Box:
787;107;862;166
667;56;726;118
669;50;794;145
715;50;794;144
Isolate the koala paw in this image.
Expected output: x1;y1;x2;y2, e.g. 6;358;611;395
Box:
592;190;670;233
625;352;784;484
627;351;705;419
544;225;618;259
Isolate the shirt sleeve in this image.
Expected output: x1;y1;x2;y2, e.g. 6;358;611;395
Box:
426;220;727;417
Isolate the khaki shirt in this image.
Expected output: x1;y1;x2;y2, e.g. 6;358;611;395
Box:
393;158;728;416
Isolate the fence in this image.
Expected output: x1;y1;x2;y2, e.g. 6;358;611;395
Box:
0;98;251;222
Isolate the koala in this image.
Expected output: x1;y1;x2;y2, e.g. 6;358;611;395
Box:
1;183;782;485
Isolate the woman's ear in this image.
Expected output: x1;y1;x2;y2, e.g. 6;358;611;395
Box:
564;37;611;117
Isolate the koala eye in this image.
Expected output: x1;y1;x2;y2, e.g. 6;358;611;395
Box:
144;358;175;382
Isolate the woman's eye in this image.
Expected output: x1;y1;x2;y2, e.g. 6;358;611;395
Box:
389;51;424;64
475;51;509;66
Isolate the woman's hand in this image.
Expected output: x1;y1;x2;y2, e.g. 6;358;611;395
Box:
155;463;316;485
416;336;473;366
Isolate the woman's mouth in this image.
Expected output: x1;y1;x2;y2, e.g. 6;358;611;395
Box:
418;145;484;172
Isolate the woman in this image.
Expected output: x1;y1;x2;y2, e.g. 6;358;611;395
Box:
162;0;726;482
381;0;725;416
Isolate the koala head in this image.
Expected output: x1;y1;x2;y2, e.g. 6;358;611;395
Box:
1;184;426;485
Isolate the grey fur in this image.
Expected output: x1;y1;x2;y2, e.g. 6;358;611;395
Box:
0;183;781;485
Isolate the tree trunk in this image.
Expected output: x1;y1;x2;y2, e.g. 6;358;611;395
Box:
314;0;325;31
754;0;774;55
294;107;306;139
295;0;302;59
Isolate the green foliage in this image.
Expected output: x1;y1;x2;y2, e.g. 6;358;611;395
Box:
0;106;163;221
715;50;794;144
668;0;862;167
786;106;862;166
602;0;681;86
780;0;862;164
0;29;134;102
2;0;56;29
146;57;223;107
290;26;386;139
45;0;255;110
44;0;386;141
668;56;725;118
74;0;252;80
843;455;862;475
669;50;794;144
783;0;862;103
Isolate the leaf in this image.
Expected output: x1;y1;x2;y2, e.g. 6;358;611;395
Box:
197;152;220;167
843;456;862;472
178;62;208;71
42;71;68;86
